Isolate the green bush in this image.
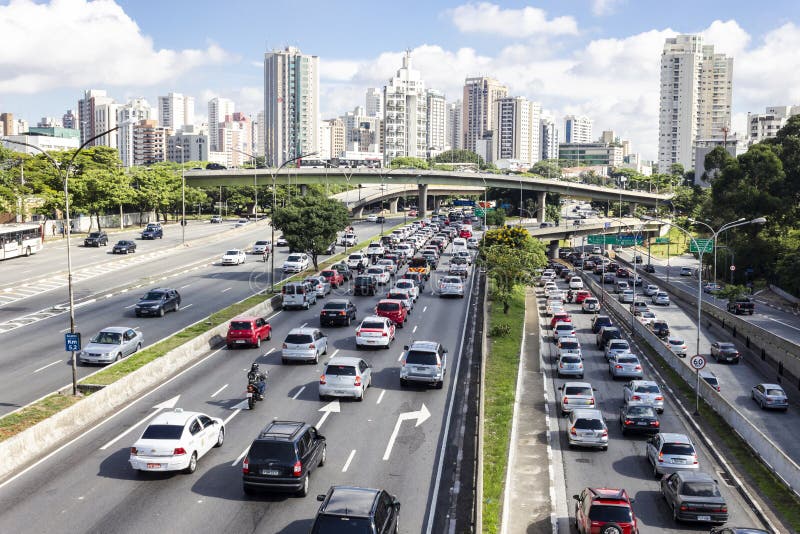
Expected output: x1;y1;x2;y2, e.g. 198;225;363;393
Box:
488;323;512;338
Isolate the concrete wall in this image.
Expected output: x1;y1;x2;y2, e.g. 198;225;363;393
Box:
0;294;281;482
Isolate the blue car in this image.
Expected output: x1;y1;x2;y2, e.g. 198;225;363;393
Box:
141;224;163;239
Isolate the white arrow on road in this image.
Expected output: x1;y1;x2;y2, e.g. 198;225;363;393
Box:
99;395;180;450
382;404;431;461
316;400;340;429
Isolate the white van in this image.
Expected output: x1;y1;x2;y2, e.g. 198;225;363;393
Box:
452;238;468;254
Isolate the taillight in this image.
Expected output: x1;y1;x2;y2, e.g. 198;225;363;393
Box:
563;397;568;404
635;365;642;370
356;329;361;336
242;456;249;474
309;344;315;349
293;460;302;477
601;429;608;437
658;452;664;463
173;447;186;456
615;365;623;369
354;376;362;387
693;454;699;464
319;374;326;385
382;332;388;336
655;396;664;401
624;419;633;426
282;343;287;349
680;504;688;511
340;311;346;316
130;447;138;455
652;421;660;426
632;395;641;401
569;426;577;436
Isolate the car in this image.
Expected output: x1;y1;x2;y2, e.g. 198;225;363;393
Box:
84;231;108;247
353;275;378;296
596;326;622;350
574;290;591;304
339;233;357;247
366;266;390;285
646;433;699;478
210;215;222;223
557;353;584;379
311;486;400;534
581;298;600;313
394;279;419;301
221;248;246;265
624;380;665;412
376;258;398;276
609;353;644;379
631;300;649;313
573;487;639;534
619;403;660;435
78;326;143;364
605;339;631;361
347;252;369;270
643;263;656;273
376;215;386;223
710;341;740;364
550;312;572;329
366;242;385;257
330;262;353;281
366;214;378;223
602;272;616;284
439;275;465;297
636;310;657;326
650;320;670;339
242;420;326;496
667;337;688;357
320;269;345;288
616;268;630;278
281;327;328;364
226;316;272;348
545;299;564;317
633;254;643;264
112;240;137;254
141;223;163;239
567;409;608;450
467;237;479;249
709;529;770;534
568;277;584;290
135;288;181;317
559;381;597;415
282;281;317;309
400;340;447;388
319;356;372;401
282;253;310;273
320;299;357;326
591;315;613;334
276;235;289;246
751;383;789;410
680;266;693;276
700;369;721;391
129;408;224;474
661;471;728;524
703;282;724;294
614;281;630;294
235;219;249;228
557;336;582;357
386;289;414;311
400;271;426;290
448;259;469;278
619;289;635;304
355;316;395;349
643;284;660;297
305;275;331;297
652;291;670;306
553;321;576;342
375;299;408;327
252;240;271;254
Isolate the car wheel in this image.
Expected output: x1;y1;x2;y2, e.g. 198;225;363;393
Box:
174;302;179;312
672;504;679;522
135;343;142;353
304;301;310;310
282;358;289;364
312;353;318;365
346;317;351;326
298;473;310;497
185;452;197;474
159;307;165;317
436;381;443;390
254;337;261;349
266;330;271;341
215;428;225;448
114;353;122;362
319;445;327;466
358;387;365;401
653;462;661;479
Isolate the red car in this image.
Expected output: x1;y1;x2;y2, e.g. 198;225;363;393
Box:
573;487;639;534
459;229;473;238
320;269;344;288
574;290;592;304
375;299;408;328
551;312;572;329
226;315;272;349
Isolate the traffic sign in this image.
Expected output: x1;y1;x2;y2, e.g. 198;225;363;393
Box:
730;265;736;271
65;332;81;352
689;238;714;254
587;234;612;245
655;237;670;244
690;355;706;370
618;235;644;246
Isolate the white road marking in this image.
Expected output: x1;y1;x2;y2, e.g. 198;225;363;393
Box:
73;299;97;309
264;347;275;355
423;306;427;312
182;304;194;309
342;449;356;472
59;328;69;333
412;325;417;333
221;287;232;293
767;316;800;332
222;409;241;426
329;349;339;359
180;283;192;289
124;304;136;309
383;404;431;461
232;446;250;467
300;322;308;328
398;352;404;361
99;395;181;450
33;360;62;373
376;390;386;405
292;386;306;400
210;384;228;398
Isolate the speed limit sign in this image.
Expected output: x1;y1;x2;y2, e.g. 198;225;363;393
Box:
690;355;706;370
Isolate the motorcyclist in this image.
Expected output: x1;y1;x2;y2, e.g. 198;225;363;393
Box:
262;248;269;262
566;289;574;303
247;363;267;400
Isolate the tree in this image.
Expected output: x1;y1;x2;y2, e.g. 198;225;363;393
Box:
389;157;428;169
484;207;506;227
432;149;485;166
272;196;350;269
529;160;562;179
479;228;546;313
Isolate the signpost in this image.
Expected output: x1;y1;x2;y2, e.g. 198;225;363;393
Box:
655;237;670;244
690;355;706;415
65;332;81;352
689;238;714;254
587;234;644;246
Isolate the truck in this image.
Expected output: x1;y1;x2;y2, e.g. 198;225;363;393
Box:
727;295;755;315
407;255;431;280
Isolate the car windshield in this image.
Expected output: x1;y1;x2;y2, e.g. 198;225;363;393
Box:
89;232;102;238
377;302;400;312
766;388;785;396
348;254;362;260
387;293;406;300
323;302;347;310
681;482;721;497
718;343;736;350
574;418;604;430
225;250;239;255
565;386;592;396
634;384;660;394
662;443;695;455
321;270;335;277
142;292;165;300
627;405;656;417
609;341;628;349
669;339;684;346
310;516;373;533
255;241;269;246
141;424;183;440
585;298;598;304
406;350;439;365
248;441;296;463
361;321;385;330
287;255;302;262
587;505;633;523
443;277;461;284
396;281;412;288
367;268;383;275
91;332;121;344
230;321;252;330
285;334;313;344
325;365;356;376
556;324;573;332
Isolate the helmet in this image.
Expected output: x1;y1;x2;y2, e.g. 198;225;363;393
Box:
250;363;260;373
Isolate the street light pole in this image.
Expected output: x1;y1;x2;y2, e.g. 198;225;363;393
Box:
231;148;260;220
688;217;745;293
175;145;186;245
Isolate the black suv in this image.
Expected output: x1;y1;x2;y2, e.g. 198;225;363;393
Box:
312;486;400;534
354;275;377;296
135;288;181;317
590;315;613;334
596;326;622;349
84;231;108;247
651;320;670;339
242;421;326;497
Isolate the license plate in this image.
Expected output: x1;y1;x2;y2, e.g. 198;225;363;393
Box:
235;340;246;344
147;463;161;469
246;392;253;398
415;366;426;372
697;515;711;521
637;421;648;425
672;458;686;464
261;469;280;476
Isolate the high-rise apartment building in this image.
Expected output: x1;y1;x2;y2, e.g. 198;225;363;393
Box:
446;101;463;151
218;112;253;167
658;34;733;171
462;77;508;154
330;118;345;159
263;46;320;167
37;117;62;128
62;109;77;130
383;52;427;164
540;116;559;161
564;115;593;143
77;89;115;145
117;98;154;167
365;88;383;118
93;101;119;148
158;92;195;131
168;124;209;163
255;110;266;157
426;89;447;155
207;97;235;152
132;119;170;166
494;96;534;166
342;107;381;153
746;105;800;145
0;113;13;136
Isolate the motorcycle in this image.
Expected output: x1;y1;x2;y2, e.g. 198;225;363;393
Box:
246;371;268;410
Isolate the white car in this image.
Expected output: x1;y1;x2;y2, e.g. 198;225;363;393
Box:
366;242;385;256
438;276;465;298
652;291;670;306
221;249;246;265
235;219;249;228
394;279;419;301
282;253;310;273
347;253;369;270
667;337;688;356
643;284;660;297
366;266;390;285
553;321;576;342
252;240;271;255
129;408;224;474
466;237;480;249
340;233;357;246
276;236;289;246
605;339;631;361
355;316;396;349
366;214;378;223
568;277;584;290
545;299;564;317
376;259;397;275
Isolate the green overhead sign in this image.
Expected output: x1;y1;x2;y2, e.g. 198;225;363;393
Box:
689;238;714;254
654;237;671;244
587;234;644;246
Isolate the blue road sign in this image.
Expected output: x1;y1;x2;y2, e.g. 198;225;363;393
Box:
65;332;81;352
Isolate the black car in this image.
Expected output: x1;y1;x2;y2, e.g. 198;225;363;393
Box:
242;420;326;497
112;240;137;254
651;320;670;339
590;315;613;334
320;299;357;326
324;242;337;255
634;254;643;263
596;326;622;349
660;471;728;524
330;262;353;281
312;486;400;534
84;231;108;247
619;403;660;435
376;216;386;224
135;288;181;317
711;341;740;364
141;224;163;239
602;272;616;284
643;263;656;273
354;275;377;296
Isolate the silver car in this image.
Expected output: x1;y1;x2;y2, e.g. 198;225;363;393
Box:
623;380;665;413
605;339;630;361
643;284;660;296
281;328;328;364
619;290;635;304
567;409;608;450
751;383;789;410
79;326;143;364
438;276;465;298
400;340;447;389
557;354;584;379
558;382;597;415
646;432;699;477
609;353;644;379
319;356;372;401
652;291;670;306
305;276;331;298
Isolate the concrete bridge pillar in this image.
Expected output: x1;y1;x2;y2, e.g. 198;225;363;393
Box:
434;197;442;213
549;239;560;259
300;184;308;197
630;203;638;216
353;206;364;219
418;184;428;218
389;198;399;214
537;191;547;223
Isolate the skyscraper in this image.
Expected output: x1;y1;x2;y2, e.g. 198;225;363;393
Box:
365;88;383;118
494;96;533;165
540;116;559;161
658;34;733;171
77;89;115;145
564;115;593;143
158;92;195;131
117;98;154;167
426;89;447;155
263;46;320;167
446;101;463;151
383;51;427;164
207;97;235;152
62;109;77;130
462;77;508;153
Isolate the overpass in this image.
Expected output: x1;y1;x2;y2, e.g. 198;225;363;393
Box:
331;184;485;217
522;217;664;257
184;167;672;219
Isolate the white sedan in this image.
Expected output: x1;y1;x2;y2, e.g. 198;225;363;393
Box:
221;249;246;265
366;266;390;285
355;316;396;349
666;337;688;357
130;408;224;474
366;214;378;223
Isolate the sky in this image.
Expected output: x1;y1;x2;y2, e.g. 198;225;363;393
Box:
2;0;800;160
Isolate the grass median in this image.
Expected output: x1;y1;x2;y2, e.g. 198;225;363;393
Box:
482;284;526;534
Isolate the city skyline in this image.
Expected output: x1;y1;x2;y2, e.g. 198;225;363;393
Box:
2;0;800;160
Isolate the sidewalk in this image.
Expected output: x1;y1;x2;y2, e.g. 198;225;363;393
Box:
502;287;552;534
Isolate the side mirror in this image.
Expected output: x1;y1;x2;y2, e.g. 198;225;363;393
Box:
572;494;580;501
393;499;401;510
404;345;409;350
317;434;325;441
316;494;326;502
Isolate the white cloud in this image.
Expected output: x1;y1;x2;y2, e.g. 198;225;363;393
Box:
448;2;578;37
591;0;624;16
701;20;750;57
0;0;231;94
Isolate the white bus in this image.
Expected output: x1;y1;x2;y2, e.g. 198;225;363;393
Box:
0;223;43;260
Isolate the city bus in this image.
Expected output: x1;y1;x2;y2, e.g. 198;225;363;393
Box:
0;223;44;260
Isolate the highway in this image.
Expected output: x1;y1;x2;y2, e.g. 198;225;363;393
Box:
0;234;477;533
0;217;404;416
537;274;766;533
